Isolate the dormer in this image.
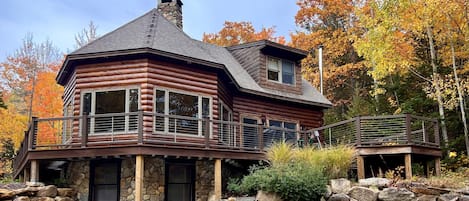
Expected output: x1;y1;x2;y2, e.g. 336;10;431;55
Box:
227;40;307;95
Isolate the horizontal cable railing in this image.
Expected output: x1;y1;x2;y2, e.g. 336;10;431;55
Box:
13;113;440;175
310;114;440;148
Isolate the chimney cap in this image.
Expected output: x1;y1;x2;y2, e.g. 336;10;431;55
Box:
158;0;183;6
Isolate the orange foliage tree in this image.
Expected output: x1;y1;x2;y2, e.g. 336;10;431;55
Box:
203;21;285;46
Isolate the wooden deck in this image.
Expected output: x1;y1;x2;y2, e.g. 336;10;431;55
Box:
13;113;441;178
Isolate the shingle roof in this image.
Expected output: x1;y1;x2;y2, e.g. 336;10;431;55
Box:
61;8;332;108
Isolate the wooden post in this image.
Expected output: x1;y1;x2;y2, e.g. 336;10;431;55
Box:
357;155;365;179
135;155;144;201
138;110;144;145
204;118;210;148
435;157;441;177
30;160;39;183
355;117;361;146
214;159;222;200
426;160;432;177
405;154;412;180
81;113;88;148
23;168;30;182
405;114;412;145
257;125;264;150
29;117;38;150
434;121;440;145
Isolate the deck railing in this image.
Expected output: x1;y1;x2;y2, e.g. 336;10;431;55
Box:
13;113;440;172
311;114;440;148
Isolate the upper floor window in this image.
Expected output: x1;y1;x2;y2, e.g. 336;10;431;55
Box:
81;88;139;134
154;88;211;136
267;57;295;85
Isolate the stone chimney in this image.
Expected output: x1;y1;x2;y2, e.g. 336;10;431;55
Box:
157;0;183;29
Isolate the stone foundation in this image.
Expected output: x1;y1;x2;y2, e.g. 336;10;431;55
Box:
67;161;89;201
120;157;165;201
64;157;216;201
196;160;215;201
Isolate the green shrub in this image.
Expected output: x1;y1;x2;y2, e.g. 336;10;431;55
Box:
233;163;327;201
228;142;354;200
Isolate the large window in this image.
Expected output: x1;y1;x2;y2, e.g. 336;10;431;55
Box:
264;120;297;146
267;57;295;85
81;88;139;134
154;89;211;136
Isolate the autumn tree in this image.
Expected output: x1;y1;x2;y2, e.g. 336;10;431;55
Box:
203;21;285;46
291;0;372;122
75;21;99;48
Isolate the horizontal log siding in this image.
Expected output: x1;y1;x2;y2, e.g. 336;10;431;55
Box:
229;46;262;83
217;77;233;110
233;95;323;129
147;60;221;144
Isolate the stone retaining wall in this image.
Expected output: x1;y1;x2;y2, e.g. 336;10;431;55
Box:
67;161;89;201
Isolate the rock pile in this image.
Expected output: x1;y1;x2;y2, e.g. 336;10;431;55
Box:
0;182;75;201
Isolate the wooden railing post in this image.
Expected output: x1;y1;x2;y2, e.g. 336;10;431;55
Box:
405;114;412;144
138;110;144;145
355;117;361;146
29;117;38;150
204;118;210;148
257;124;264;151
434;120;440;146
81;113;88;148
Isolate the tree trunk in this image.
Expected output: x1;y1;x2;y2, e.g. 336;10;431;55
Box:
450;42;469;156
426;26;449;146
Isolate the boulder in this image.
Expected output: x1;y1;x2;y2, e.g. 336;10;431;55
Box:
459;196;469;201
330;178;351;194
417;195;438;201
36;185;57;198
0;188;15;200
56;188;74;198
328;193;350;201
347;186;378;201
54;197;74;201
324;185;332;199
411;186;445;196
256;191;282;201
359;178;390;188
25;182;44;187
30;197;55;201
378;187;415;201
437;193;459;201
14;196;31;201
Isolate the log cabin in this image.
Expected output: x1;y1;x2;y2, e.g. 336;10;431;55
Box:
13;1;331;201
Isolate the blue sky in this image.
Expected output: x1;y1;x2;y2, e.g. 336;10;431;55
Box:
0;0;300;61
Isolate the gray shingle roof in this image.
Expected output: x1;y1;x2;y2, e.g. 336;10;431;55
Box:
65;8;332;108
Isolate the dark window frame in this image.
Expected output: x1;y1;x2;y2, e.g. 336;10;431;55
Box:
89;159;121;201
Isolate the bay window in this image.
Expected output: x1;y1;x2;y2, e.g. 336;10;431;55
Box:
154;89;211;136
267;56;295;85
81;88;139;134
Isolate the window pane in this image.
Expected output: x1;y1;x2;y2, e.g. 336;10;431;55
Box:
129;89;139;112
269;120;282;127
155;90;165;114
266;120;282;146
268;58;280;71
282;61;294;84
169;92;198;117
268;71;279;81
155;90;165;131
243;118;258;148
95;90;125;114
83;93;92;115
202;98;210;118
284;122;297;144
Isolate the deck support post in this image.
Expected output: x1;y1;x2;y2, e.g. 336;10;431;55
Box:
435;157;441;177
23;168;30;182
404;154;412;179
357;155;365;179
30;160;39;183
135;155;144;201
214;159;222;200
